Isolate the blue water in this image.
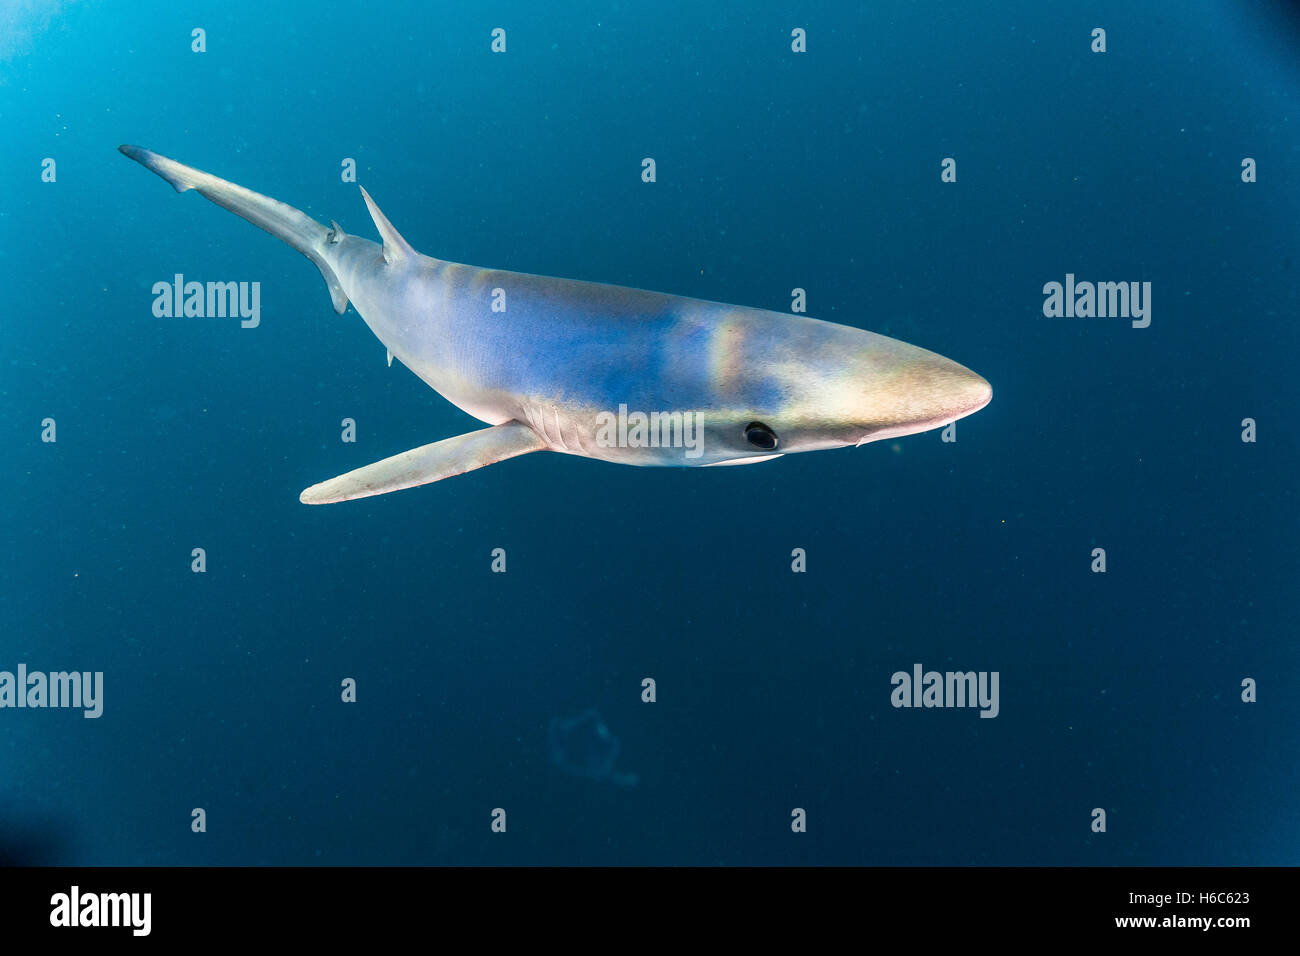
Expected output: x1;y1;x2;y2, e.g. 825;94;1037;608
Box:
2;0;1297;865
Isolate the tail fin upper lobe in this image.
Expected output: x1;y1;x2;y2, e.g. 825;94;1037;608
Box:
118;145;349;314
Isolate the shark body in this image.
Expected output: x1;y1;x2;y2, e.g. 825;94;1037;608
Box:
119;145;991;503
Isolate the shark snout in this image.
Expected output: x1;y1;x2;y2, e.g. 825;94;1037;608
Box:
951;365;992;417
912;354;991;427
853;349;991;445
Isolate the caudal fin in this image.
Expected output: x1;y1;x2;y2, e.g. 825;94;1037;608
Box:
118;145;349;314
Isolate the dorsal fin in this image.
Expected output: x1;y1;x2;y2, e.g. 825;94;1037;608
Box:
359;186;415;265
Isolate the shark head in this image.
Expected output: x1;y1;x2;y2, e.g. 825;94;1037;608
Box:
683;310;992;464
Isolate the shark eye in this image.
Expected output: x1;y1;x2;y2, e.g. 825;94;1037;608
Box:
744;421;779;450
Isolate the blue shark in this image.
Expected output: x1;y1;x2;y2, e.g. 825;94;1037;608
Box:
119;146;991;504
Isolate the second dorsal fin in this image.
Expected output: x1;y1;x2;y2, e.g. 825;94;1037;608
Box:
359;186;415;265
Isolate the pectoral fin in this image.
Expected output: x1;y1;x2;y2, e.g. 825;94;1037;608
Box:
300;422;546;504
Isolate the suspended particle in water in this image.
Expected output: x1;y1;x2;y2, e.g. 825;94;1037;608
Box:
548;709;639;787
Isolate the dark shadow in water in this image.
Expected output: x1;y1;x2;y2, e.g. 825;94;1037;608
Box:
548;709;639;787
0;813;71;866
1231;0;1300;67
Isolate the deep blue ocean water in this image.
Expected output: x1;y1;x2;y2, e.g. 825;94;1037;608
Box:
2;1;1297;865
